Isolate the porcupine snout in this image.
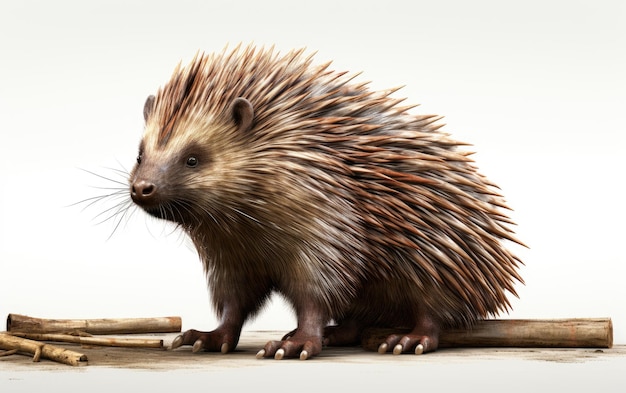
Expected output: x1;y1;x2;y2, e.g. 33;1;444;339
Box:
130;179;157;205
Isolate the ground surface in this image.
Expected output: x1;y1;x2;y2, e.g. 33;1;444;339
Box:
1;331;625;392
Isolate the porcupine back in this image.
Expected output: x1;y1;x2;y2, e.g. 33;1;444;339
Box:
144;44;524;329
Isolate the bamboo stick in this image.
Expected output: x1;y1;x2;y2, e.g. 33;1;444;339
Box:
11;333;165;349
361;318;613;351
6;314;182;335
0;333;88;366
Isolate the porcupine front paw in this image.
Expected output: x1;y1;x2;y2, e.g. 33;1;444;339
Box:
170;328;239;354
256;333;323;360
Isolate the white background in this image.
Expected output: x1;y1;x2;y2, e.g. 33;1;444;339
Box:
1;0;624;345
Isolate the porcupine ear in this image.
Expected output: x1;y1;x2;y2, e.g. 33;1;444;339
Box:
231;97;254;132
143;95;155;122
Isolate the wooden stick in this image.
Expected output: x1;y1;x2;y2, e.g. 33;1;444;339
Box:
11;333;165;349
0;333;88;366
6;314;182;335
0;348;18;357
361;318;613;351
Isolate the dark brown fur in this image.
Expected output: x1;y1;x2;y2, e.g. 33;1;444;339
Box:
129;44;524;358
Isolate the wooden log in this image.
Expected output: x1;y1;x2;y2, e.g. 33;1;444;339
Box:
361;318;613;351
11;333;165;349
0;333;88;366
6;314;182;335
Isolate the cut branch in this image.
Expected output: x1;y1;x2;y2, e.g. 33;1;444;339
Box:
361;318;613;351
6;314;182;335
11;333;164;349
0;333;87;366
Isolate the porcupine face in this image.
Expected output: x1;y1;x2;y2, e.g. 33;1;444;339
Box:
129;94;255;229
129;96;204;225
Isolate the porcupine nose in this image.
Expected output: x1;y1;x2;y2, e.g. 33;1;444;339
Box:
131;180;156;204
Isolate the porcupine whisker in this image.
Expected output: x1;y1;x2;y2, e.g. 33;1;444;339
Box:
72;165;142;239
191;204;215;227
78;192;135;240
160;204;170;221
68;182;128;210
78;167;130;187
171;199;192;220
106;203;137;241
91;198;133;223
67;191;124;210
109;159;132;176
171;203;188;225
174;199;199;225
192;201;220;226
171;204;189;227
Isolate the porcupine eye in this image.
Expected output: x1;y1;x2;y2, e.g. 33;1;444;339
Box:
186;156;199;168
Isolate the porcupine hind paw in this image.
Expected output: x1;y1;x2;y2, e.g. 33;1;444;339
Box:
378;331;440;355
377;317;441;355
170;328;238;354
256;333;323;360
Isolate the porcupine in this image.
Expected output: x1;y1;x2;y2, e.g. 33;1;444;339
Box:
129;44;524;360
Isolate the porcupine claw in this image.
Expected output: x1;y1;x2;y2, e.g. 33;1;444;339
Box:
192;339;204;353
273;348;310;360
170;334;184;350
391;343;424;355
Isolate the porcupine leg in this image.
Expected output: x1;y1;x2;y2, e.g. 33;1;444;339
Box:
377;313;441;355
256;299;327;360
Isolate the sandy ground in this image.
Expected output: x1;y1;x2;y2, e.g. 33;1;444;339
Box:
1;331;625;392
